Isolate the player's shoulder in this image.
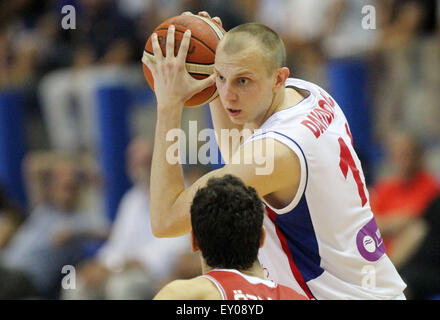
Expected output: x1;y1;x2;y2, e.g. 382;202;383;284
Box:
154;277;222;300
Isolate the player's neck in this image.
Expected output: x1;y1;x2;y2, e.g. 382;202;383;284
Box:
244;89;286;132
202;260;265;280
246;87;304;132
239;261;265;279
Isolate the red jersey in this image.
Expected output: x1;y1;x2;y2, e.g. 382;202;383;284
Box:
370;170;440;254
370;170;440;218
200;269;308;300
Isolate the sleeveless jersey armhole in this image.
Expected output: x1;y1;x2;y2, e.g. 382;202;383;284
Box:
247;131;308;215
198;274;227;300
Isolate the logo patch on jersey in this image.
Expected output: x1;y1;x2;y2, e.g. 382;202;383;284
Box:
362;236;376;253
356;217;386;262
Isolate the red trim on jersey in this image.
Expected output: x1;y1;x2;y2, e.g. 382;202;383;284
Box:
266;206;315;299
203;274;227;299
203;269;308;300
345;123;354;147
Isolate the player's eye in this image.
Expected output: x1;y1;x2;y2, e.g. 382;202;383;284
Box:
217;74;225;81
238;78;248;85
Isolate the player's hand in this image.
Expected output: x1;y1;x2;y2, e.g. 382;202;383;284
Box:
182;11;223;29
143;25;216;110
181;11;225;110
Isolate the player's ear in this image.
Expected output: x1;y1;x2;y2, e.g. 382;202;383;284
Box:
273;67;289;92
259;226;266;248
190;231;200;252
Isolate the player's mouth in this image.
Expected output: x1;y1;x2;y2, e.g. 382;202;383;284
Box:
226;108;241;117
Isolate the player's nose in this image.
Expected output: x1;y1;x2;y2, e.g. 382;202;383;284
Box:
221;82;238;104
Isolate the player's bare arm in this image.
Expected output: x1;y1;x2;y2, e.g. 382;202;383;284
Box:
143;23;215;237
153;277;222;300
151;134;300;237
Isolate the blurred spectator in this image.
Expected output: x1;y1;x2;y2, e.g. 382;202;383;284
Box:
0;25;37;88
62;137;190;300
256;0;331;85
37;0;142;153
0;155;109;298
0;1;67;88
180;0;249;31
38;59;142;154
0;184;35;300
33;11;72;76
370;131;440;269
73;0;136;65
0;185;25;250
323;0;379;59
371;0;440;154
399;195;440;299
377;0;437;49
22;151;57;208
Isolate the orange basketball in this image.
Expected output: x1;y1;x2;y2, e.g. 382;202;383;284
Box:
142;13;226;107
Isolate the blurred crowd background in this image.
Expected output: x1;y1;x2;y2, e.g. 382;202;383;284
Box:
0;0;439;300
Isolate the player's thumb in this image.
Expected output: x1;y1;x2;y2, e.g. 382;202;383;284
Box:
196;73;216;92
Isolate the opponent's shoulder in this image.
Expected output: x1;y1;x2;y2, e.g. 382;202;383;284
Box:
153;277;222;300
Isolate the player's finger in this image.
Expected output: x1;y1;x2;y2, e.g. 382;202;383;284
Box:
177;29;191;61
198;11;211;19
166;25;175;59
196;73;216;92
142;52;155;70
212;16;222;28
143;56;157;76
182;11;193;16
151;33;163;61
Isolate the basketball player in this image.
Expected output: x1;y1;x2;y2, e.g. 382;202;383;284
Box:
143;12;407;299
154;175;307;300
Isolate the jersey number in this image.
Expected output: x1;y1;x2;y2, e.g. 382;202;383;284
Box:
338;125;367;207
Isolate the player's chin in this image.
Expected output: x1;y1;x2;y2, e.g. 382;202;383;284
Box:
229;114;246;124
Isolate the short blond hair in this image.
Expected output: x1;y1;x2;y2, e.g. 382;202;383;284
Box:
218;23;286;75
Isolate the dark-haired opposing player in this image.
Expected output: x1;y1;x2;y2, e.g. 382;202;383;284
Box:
154;175;307;300
144;12;406;300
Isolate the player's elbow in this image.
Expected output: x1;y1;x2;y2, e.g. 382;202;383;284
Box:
151;219;170;238
150;214;182;238
149;204;171;237
152;227;170;238
150;202;191;237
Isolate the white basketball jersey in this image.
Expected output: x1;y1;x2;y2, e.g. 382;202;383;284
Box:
246;78;407;300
